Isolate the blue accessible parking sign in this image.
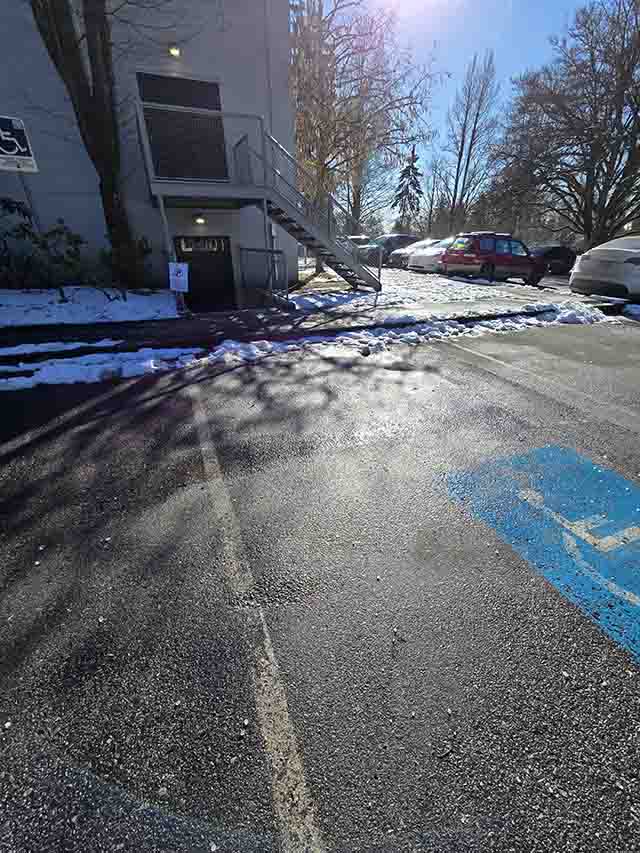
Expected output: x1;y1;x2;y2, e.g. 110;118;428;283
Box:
449;447;640;660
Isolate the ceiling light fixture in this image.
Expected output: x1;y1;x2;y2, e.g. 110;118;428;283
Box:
168;45;181;58
194;215;206;225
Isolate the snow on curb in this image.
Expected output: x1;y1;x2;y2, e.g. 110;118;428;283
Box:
0;347;204;391
521;300;611;325
0;338;124;356
0;301;613;392
0;287;179;327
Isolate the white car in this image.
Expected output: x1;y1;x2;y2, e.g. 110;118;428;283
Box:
407;236;456;272
388;237;439;268
571;236;640;298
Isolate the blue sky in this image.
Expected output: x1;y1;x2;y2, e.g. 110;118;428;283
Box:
372;0;583;150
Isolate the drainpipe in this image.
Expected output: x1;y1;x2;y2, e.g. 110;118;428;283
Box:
263;0;274;136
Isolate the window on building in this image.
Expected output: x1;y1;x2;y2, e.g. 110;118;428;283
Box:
138;74;228;181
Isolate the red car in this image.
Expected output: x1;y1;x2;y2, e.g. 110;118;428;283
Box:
441;232;545;285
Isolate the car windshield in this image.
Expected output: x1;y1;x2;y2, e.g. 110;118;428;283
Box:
348;236;371;246
423;237;455;254
407;238;437;251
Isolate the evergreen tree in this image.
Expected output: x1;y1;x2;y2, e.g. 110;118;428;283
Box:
393;146;424;230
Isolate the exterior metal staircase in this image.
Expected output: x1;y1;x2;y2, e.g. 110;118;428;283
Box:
235;133;382;291
136;101;382;294
267;200;380;289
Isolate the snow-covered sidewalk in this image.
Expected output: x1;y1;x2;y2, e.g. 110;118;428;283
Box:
289;269;555;316
0;287;179;328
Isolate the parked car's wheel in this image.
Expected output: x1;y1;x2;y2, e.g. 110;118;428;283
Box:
479;263;495;282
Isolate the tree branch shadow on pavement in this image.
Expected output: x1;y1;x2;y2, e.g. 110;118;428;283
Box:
0;345;442;674
0;345;441;849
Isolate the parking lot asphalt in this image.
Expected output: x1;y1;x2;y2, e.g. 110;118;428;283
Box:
2;320;640;852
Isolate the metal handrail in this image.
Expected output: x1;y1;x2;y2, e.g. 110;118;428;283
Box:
266;133;318;192
139;102;264;123
247;144;313;205
249;144;380;283
266;132;359;235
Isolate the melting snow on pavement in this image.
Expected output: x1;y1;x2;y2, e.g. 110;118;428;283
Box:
290;270;547;314
0;338;123;356
0;347;205;391
0;301;613;391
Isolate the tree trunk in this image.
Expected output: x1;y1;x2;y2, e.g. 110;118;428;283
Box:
427;179;436;233
30;0;147;290
351;186;362;229
98;175;145;287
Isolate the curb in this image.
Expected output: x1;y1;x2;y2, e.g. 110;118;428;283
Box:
0;306;552;369
0;302;622;372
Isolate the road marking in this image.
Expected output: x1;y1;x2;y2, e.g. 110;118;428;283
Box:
188;384;324;853
445;340;640;437
449;446;640;660
520;488;640;553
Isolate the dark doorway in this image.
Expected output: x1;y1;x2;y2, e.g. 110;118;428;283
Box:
174;236;236;312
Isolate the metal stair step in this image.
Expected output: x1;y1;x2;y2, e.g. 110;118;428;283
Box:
266;193;380;291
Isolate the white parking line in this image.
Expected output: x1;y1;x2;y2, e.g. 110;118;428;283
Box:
188;384;325;853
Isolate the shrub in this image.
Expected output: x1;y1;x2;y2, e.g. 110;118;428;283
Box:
0;196;110;289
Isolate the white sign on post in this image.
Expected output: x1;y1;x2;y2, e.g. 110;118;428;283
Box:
169;262;189;292
0;116;38;173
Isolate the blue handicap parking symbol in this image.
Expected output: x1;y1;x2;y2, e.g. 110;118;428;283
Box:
448;446;640;660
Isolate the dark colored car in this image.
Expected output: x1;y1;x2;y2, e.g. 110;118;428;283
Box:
441;232;545;285
359;233;420;266
529;244;577;276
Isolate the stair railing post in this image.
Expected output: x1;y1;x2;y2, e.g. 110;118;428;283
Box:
378;246;383;282
260;116;268;187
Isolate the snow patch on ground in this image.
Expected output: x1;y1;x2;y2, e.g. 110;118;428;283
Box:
0;301;612;392
0;347;204;391
290;271;523;314
0;287;179;327
522;301;609;325
0;339;124;356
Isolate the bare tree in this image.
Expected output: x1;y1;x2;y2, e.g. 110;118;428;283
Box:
497;0;640;247
421;155;447;234
446;50;499;231
27;1;180;285
290;0;432;222
343;154;395;229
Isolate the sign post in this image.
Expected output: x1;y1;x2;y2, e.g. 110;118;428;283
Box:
0;116;41;232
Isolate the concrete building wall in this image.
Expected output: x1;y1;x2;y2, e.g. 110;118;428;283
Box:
0;0;297;301
0;5;106;246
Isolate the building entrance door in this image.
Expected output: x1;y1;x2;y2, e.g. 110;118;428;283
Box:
174;236;236;312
